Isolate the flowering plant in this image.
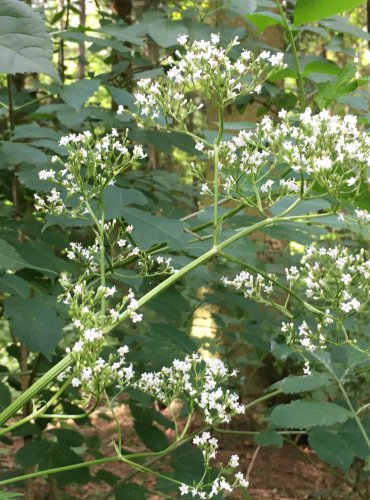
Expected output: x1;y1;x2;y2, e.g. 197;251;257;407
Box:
1;32;370;497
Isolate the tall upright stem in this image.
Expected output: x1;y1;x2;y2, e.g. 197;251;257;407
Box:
213;106;224;246
276;0;306;111
7;75;15;134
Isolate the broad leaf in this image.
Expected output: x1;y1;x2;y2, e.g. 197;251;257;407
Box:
134;421;169;451
5;297;63;359
60;79;100;110
224;0;257;15
308;428;354;471
269;400;351;429
115;483;147;500
0;0;59;81
294;0;365;26
245;11;282;33
0;238;38;272
255;428;283;448
148;20;187;48
122;207;191;249
270;373;332;394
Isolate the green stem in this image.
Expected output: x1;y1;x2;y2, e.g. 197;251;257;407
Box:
0;457;119;487
7;75;15;134
276;0;306;111
213;107;224;247
0;377;72;437
244;389;282;410
0;355;72;428
0;211;329;427
221;252;324;316
334;375;370;453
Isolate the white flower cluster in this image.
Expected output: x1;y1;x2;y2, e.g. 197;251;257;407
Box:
136;354;245;424
205;108;370;204
298;245;369;314
221;270;275;304
179;432;249;498
129;34;285;128
282;245;370;350
35;131;146;218
222;244;369;352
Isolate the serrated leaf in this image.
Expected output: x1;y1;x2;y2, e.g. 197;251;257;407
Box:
2;142;48;165
308;428;354;471
269;400;351;429
0;0;60;81
0;239;33;271
5;297;63;359
60;79;100;110
270;373;332;394
294;0;364;26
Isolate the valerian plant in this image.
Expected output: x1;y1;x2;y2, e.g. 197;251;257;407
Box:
1;33;370;497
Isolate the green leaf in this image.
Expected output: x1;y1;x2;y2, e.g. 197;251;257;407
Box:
48;428;85;448
303;60;341;77
115;483;148;499
314;64;357;109
270;373;332;394
245;11;282;33
255;428;283;447
0;0;60;81
0;238;33;271
294;0;365;26
5;297;63;359
134;421;169;451
15;440;89;486
338;417;370;460
308;428;354;471
224;0;257;15
269;400;352;429
0;382;11;412
122;208;191;249
60;79;100;110
106;85;135;110
2;142;48;165
321;17;370;41
148;20;187;48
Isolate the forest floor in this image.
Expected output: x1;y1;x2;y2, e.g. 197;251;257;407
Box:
2;404;361;499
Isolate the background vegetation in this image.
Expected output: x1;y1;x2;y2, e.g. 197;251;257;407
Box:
1;0;370;498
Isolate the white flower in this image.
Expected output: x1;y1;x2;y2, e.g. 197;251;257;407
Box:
210;33;220;44
229;454;239;467
177;34;188;46
179;484;189;495
347;176;357;186
38;169;56;180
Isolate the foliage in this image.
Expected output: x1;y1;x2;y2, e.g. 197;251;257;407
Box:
0;0;370;498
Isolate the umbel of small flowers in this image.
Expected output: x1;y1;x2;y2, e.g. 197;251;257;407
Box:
179;432;249;498
126;33;286;129
135;353;245;424
35;130;146;218
199;108;370;207
223;244;370;353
